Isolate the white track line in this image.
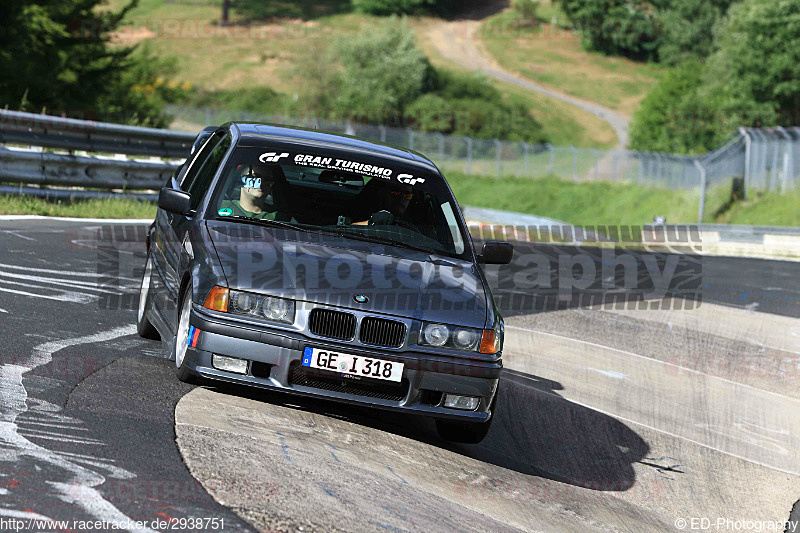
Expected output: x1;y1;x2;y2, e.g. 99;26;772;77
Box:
506;325;800;404
0;285;95;303
509;375;800;477
0;262;123;278
2;231;36;241
0;215;153;223
0;324;156;531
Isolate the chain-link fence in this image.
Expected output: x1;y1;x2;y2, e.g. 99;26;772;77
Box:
166;106;800;221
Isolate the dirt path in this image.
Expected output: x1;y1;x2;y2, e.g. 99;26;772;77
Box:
425;17;631;149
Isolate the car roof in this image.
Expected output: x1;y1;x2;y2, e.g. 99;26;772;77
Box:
230;122;439;172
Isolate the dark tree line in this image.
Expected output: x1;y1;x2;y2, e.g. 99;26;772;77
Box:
0;0;177;126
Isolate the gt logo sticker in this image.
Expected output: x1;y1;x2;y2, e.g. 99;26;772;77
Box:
259;152;289;163
397;174;425;186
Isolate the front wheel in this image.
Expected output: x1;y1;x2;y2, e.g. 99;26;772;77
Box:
174;289;201;384
137;255;159;340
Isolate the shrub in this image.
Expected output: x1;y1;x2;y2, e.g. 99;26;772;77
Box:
513;0;540;25
351;0;437;16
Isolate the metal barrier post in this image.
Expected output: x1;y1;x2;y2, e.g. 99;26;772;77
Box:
740;128;751;199
466;137;473;175
571;146;578;180
523;142;529;177
694;159;707;223
777;127;792;193
495;140;502;177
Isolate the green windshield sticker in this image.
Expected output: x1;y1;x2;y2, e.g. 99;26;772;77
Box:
218;208;233;216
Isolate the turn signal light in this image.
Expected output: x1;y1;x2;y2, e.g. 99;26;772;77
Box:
479;329;499;354
203;286;229;312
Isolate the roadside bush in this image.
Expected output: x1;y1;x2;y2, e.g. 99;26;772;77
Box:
296;19;546;142
351;0;437;16
234;0;351;20
628;62;717;153
557;0;740;64
513;0;540;26
406;72;546;142
657;0;737;66
331;18;428;120
185;86;292;116
557;0;663;60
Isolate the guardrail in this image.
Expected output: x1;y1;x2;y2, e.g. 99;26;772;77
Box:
0;109;195;158
0;146;176;190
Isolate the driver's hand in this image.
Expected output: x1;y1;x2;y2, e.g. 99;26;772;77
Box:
369;210;395;226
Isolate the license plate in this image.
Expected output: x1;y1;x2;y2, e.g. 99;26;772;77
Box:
302;347;404;382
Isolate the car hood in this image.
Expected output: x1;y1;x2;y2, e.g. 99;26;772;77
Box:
206;221;488;328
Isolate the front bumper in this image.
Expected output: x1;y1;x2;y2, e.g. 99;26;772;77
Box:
188;306;501;421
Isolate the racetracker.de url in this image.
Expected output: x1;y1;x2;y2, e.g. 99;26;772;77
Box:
0;517;226;531
674;517;798;532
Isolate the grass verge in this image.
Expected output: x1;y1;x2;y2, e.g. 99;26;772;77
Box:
1;181;794;227
716;191;800;226
0;195;157;219
447;173;800;227
447;173;699;225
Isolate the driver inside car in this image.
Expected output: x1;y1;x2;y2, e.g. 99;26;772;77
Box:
353;182;414;226
218;164;291;221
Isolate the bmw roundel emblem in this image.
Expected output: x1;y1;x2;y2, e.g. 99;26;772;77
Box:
353;294;369;304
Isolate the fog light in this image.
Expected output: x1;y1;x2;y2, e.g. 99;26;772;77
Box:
443;394;480;410
212;354;248;374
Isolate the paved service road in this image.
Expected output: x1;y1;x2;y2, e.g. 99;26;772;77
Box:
0;219;798;532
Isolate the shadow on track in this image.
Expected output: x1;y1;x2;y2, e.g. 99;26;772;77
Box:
206;365;649;493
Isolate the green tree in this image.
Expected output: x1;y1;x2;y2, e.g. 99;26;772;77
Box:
629;62;717;153
0;0;177;125
330;18;429;120
630;0;800;153
701;0;800;125
557;0;665;60
657;0;738;65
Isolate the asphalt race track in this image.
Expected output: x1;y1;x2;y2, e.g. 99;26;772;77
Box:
0;219;798;532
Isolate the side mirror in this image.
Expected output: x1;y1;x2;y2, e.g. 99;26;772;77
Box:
158;187;192;216
479;241;513;265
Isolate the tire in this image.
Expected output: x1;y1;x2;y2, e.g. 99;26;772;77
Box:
435;389;498;444
136;255;160;340
174;288;201;385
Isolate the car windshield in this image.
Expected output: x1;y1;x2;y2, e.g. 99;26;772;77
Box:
209;144;469;259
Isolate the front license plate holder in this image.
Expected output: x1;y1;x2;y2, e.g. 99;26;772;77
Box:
302;347;404;383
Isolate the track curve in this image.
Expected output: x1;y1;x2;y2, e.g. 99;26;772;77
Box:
1;220;798;532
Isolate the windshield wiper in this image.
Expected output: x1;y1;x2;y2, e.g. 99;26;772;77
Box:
216;215;297;230
331;228;441;256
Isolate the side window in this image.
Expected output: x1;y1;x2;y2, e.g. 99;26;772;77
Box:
187;134;232;210
180;132;223;189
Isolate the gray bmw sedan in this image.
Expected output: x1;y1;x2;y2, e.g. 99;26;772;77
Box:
137;122;513;443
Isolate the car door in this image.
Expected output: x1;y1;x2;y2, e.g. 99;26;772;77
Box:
153;130;228;328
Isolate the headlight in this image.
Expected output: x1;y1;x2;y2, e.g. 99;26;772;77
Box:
420;322;486;352
452;328;480;351
262;296;293;322
422;323;450;346
227;290;295;324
